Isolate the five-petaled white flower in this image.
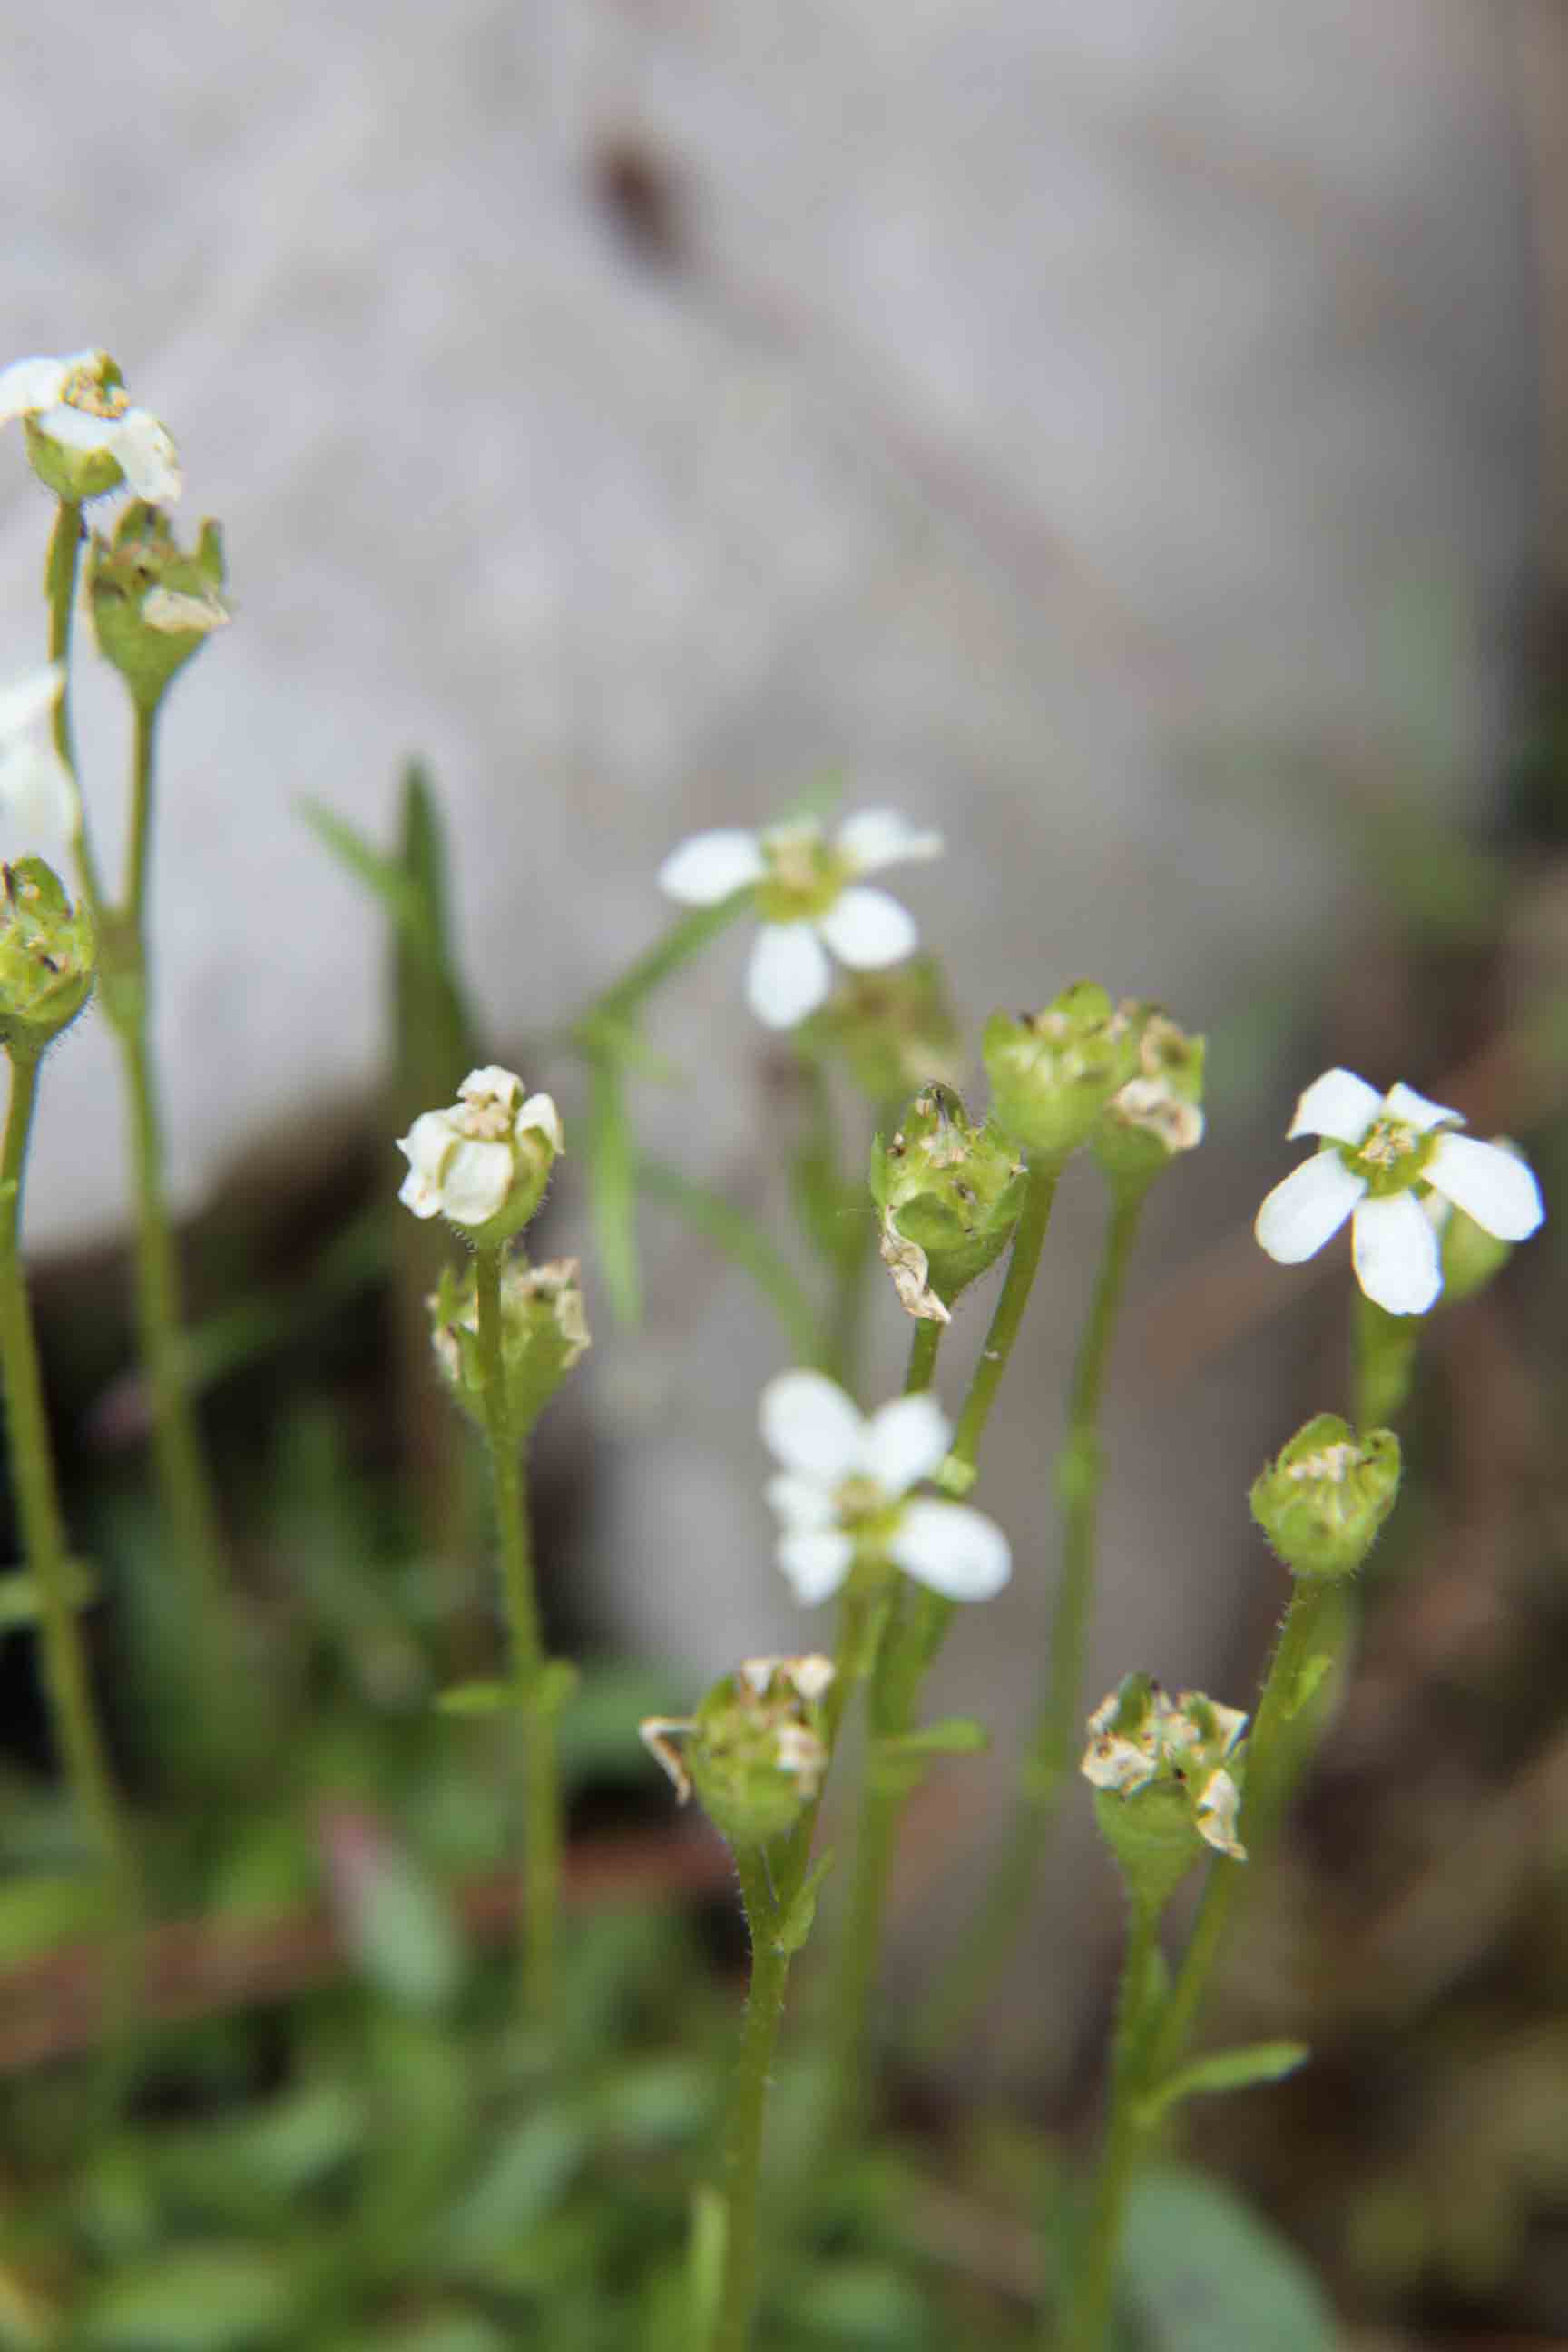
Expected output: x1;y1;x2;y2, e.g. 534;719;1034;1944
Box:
1255;1068;1544;1316
397;1065;564;1230
0;349;181;504
0;667;75;840
658;807;942;1030
760;1368;1010;1605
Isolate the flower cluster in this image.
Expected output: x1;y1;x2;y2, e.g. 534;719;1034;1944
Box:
0;349;180;505
760;1369;1009;1605
397;1066;564;1240
641;1653;836;1846
1255;1068;1544;1316
658;807;941;1029
1081;1676;1248;1864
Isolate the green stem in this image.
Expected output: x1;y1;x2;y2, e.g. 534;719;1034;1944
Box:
1057;1896;1164;2352
1144;1578;1339;2089
474;1245;562;2031
0;1050;141;2019
711;1845;793;2352
1351;1292;1419;1430
114;995;229;1627
920;1181;1149;2044
820;1320;946;2137
949;1155;1062;1478
45;500;106;915
593;896;750;1025
122;702;158;934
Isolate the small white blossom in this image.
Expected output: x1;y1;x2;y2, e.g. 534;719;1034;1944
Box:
658;806;942;1029
397;1065;564;1230
0;666;76;840
760;1368;1010;1605
1254;1067;1544;1316
0;349;181;503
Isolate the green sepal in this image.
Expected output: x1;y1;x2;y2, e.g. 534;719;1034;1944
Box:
1137;2040;1309;2131
983;982;1140;1160
775;1852;834;1955
0;858;96;1049
89;505;227;710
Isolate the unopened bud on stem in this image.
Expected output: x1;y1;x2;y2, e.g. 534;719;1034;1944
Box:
1250;1413;1401;1579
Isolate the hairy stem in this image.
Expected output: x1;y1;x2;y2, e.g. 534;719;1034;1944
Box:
474;1245;563;2031
922;1181;1148;2043
0;1049;141;2028
710;1845;793;2352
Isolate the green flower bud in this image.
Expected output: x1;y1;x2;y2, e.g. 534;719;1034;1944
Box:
1250;1413;1401;1579
798;955;965;1103
1094;1006;1206;1188
89;504;229;711
1083;1673;1249;1906
640;1654;835;1848
0;858;95;1051
429;1254;589;1429
983;983;1140;1161
869;1083;1025;1322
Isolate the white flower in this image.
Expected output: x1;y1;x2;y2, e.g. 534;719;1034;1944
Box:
1254;1068;1544;1317
658;806;942;1029
0;349;181;503
760;1367;1010;1605
397;1065;564;1230
0;667;76;839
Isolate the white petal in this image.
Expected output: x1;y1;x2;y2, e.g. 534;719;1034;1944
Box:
835;807;944;876
777;1528;854;1605
1351;1191;1442;1316
397;1170;442;1219
113;408;181;503
1254;1152;1365;1263
888;1499;1011;1602
1383;1081;1461;1134
1425;1133;1544;1242
0;741;78;838
437;1138;513;1227
35;405;120;454
1286;1068;1381;1144
140;587;228;634
0;355;72;426
817;885;917;971
746;922;832;1027
861;1393;952;1496
460;1065;523;1106
656;828;766;906
0;665;63;742
765;1472;837;1532
516;1091;564;1154
760;1369;867;1481
396;1108;457;1182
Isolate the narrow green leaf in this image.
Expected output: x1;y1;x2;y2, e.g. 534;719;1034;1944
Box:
687;2186;727;2342
877;1715;989;1759
0;1558;96;1628
640;1156;821;1363
1122;2164;1336;2352
299;799;422;937
588;1052;642;1324
777;1852;834;1955
435;1680;514;1718
1139;2041;1309;2129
